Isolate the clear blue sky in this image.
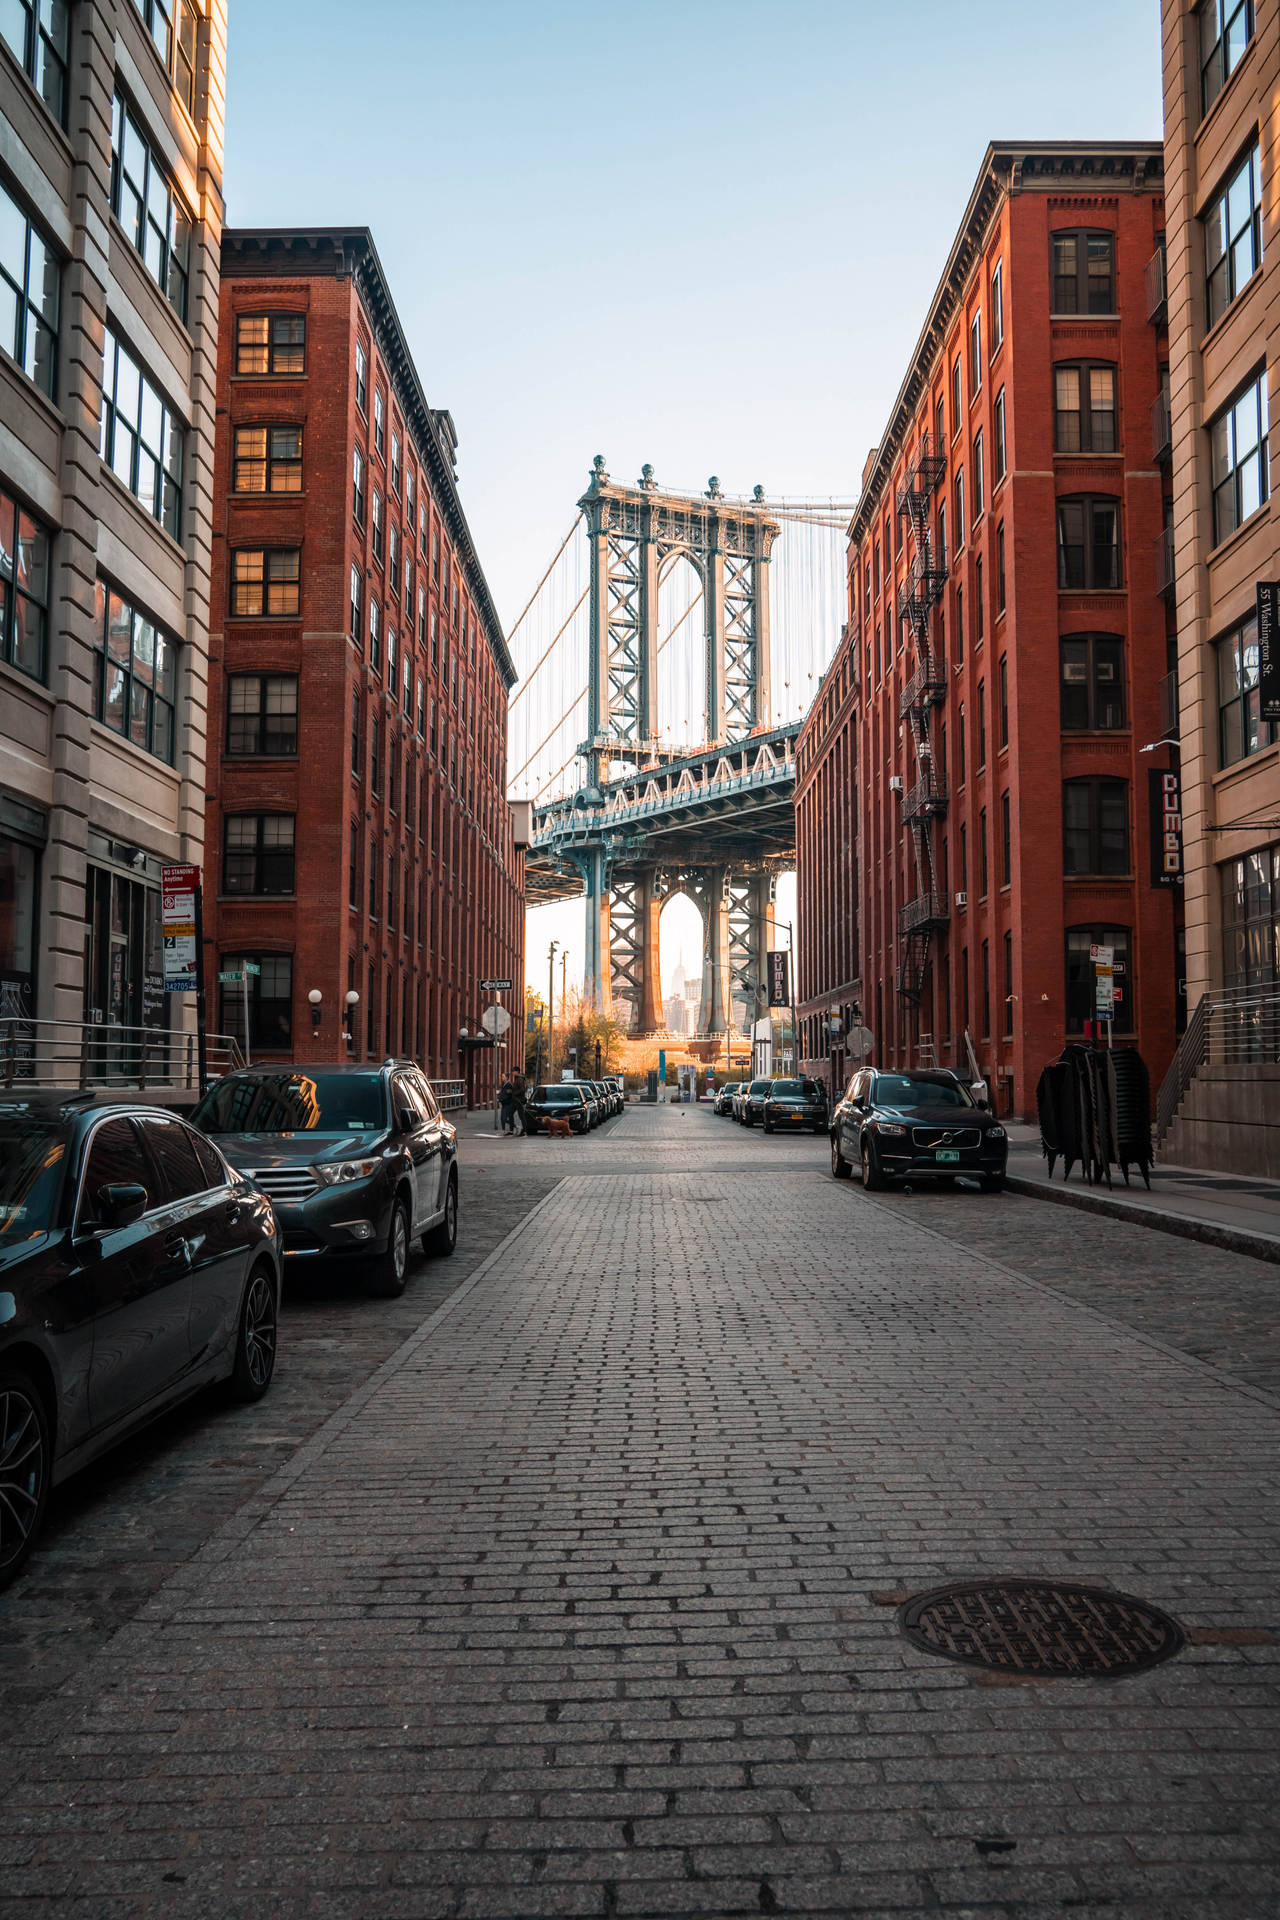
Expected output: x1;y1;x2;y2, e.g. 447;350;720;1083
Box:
224;0;1163;999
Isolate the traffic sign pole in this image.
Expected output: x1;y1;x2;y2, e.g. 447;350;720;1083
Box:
194;882;208;1094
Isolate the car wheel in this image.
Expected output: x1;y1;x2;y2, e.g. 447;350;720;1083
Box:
425;1170;458;1257
861;1142;886;1191
364;1197;410;1298
227;1263;278;1402
831;1133;853;1180
0;1366;51;1592
980;1173;1006;1194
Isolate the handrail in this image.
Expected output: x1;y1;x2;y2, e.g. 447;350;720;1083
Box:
1156;985;1280;1140
1;1016;245;1093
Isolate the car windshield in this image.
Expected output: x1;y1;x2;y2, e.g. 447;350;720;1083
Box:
194;1072;388;1134
0;1123;68;1246
535;1086;580;1104
874;1074;972;1111
750;1079;772;1094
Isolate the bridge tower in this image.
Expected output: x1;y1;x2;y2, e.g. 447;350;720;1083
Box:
572;459;783;1040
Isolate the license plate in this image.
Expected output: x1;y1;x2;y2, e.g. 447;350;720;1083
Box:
935;1149;961;1163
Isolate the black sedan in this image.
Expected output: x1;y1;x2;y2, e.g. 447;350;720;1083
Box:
762;1078;828;1134
523;1084;590;1134
191;1062;458;1298
830;1068;1007;1191
0;1093;281;1590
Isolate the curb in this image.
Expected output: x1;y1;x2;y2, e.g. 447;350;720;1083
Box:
1005;1170;1280;1267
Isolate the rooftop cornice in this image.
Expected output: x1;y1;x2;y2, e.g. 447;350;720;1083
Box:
848;141;1164;548
221;227;516;690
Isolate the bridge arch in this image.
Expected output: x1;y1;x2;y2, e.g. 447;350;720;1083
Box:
655;552;706;754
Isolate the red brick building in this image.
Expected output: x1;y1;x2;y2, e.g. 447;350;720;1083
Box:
205;229;524;1100
795;640;860;1090
798;142;1181;1116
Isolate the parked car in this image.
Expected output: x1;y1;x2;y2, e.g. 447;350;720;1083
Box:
598;1080;621;1118
713;1082;740;1116
730;1082;751;1120
0;1092;282;1591
524;1084;591;1135
738;1077;775;1127
830;1067;1007;1192
762;1078;828;1134
191;1061;457;1298
588;1080;616;1121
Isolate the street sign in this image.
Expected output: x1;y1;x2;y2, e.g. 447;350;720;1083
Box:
160;862;200;994
218;971;243;984
1089;943;1114;965
481;1004;511;1036
1095;970;1115;1015
1257;581;1280;722
480;977;513;992
847;1024;875;1062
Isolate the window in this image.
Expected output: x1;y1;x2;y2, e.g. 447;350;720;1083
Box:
368;836;379;917
959;822;968;891
1217;612;1279;765
0;0;69;125
993;388;1006;482
351;688;360;775
402;651;412;716
951;356;961;431
1003;931;1013;1035
979;808;989;897
998;655;1008;745
936;501;947;569
110;95;191;321
352;445;365;524
1001;791;1011;887
371;712;380;794
980;940;990;1037
389;521;399;588
954;468;965;545
139;1115;207;1204
374;388;385;457
1052;230;1115;314
226;674;297;756
99;330;183;538
1210;369;1269;543
1057;496;1121;589
1206;142;1262;326
349;564;361;639
404;553;412;606
235;313;305;375
1221;842;1280;988
391;429;401;495
955;586;964;666
369;598;380;673
233;425;301;494
1200;0;1253;116
389;735;398;814
218;954;292;1051
355;339;367;413
1065;926;1133;1033
416;676;425;737
972;433;984;520
969;311;982;395
975;560;984;644
1063;778;1129;875
406;466;415;519
371;489;383;563
1054;363;1117;454
0;488;50;681
230;549;299;617
996;523;1006;615
222;814;295;895
349;825;358;910
0;180;58;398
417;583;427;646
92;581;176;763
958;702;966;783
387;627;396;691
1060;633;1125;731
132;0;198;112
991;259;1004;348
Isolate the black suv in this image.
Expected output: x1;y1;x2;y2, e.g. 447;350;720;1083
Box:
0;1093;281;1589
192;1061;457;1297
762;1078;828;1134
830;1067;1007;1192
738;1077;775;1127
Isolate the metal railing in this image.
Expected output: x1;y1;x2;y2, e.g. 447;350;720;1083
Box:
1156;526;1176;599
1156;985;1280;1141
1;1017;245;1093
1146;240;1167;324
434;1079;466;1111
898;661;947;719
1151;390;1172;463
903;772;948;820
899;891;951;935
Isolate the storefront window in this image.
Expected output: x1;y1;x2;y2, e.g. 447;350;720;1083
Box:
0;834;38;1069
1221;843;1280;989
84;836;168;1078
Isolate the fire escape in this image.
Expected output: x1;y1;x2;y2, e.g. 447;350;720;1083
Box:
894;431;948;1006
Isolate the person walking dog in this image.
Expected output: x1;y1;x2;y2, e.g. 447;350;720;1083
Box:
498;1079;517;1135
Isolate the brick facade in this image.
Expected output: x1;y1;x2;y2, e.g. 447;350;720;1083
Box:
795;647;860;1092
205;229;523;1101
800;143;1180;1117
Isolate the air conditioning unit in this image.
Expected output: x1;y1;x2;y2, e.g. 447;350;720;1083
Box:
888;775;903;792
954;890;967;908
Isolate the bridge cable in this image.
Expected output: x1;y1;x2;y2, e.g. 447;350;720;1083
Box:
504;512;584;649
508;585;590;708
509;689;587;788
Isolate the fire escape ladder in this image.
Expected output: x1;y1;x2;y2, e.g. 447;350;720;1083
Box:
893;431;948;1007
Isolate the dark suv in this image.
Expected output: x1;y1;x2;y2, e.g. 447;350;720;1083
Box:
192;1062;457;1297
762;1078;828;1134
830;1067;1007;1192
738;1077;775;1127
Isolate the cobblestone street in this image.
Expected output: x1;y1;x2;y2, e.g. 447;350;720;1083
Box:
3;1104;1279;1917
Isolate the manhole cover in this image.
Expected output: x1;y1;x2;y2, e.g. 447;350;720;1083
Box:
899;1578;1184;1678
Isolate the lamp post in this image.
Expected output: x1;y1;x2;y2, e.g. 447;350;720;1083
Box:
548;940;559;1081
344;988;360;1056
459;1026;473;1110
308;989;323;1036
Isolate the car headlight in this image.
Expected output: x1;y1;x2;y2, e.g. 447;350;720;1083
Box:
987;1125;1007;1140
877;1122;908;1137
315;1158;383;1185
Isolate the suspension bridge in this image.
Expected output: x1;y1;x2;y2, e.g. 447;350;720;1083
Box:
506;457;853;1039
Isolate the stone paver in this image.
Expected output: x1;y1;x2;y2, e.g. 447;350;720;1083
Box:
3;1106;1279;1916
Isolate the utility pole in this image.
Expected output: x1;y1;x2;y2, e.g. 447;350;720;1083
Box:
548;940;559;1081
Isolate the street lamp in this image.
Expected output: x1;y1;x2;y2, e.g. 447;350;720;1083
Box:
344;988;359;1054
308;988;323;1032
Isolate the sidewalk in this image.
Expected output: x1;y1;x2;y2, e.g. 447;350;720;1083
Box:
1005;1122;1280;1264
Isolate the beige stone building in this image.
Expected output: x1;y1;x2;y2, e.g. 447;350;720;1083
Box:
0;1;225;1081
1161;0;1280;1171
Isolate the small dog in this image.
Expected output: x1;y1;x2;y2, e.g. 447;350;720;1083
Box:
545;1115;574;1140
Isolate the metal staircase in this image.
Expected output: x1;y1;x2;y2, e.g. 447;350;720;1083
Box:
894;431;949;1004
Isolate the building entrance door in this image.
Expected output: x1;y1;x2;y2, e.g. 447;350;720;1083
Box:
85;861;166;1083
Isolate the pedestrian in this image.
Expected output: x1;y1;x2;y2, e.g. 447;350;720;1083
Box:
510;1072;527;1135
498;1078;516;1135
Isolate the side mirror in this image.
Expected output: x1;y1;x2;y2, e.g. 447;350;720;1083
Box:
96;1182;148;1229
396;1106;417;1133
